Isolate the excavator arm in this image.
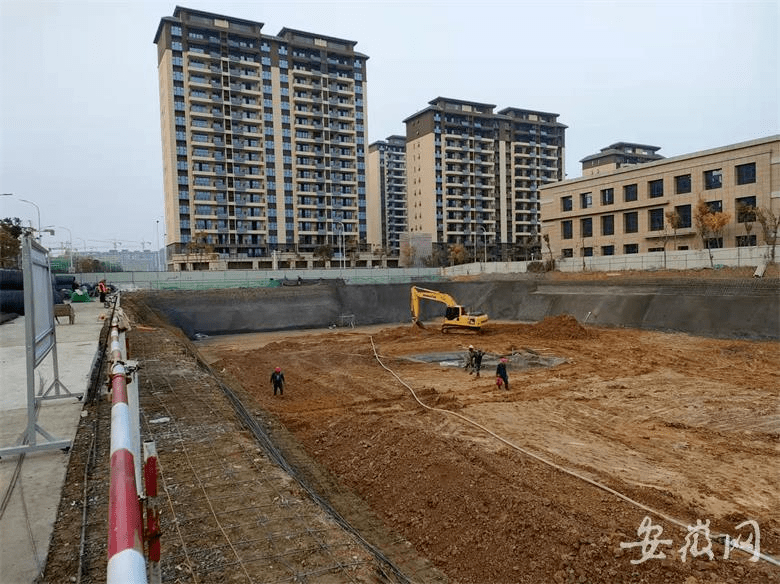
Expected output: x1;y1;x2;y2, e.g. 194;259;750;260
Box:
410;286;466;328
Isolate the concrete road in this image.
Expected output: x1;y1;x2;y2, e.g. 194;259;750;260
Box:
0;300;105;583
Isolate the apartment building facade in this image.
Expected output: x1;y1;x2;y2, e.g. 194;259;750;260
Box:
154;7;369;270
581;142;664;176
540;136;780;259
367;135;407;255
404;98;566;262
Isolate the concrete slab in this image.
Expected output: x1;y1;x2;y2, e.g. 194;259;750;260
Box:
0;300;106;583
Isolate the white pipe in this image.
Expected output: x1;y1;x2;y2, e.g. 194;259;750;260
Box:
368;336;779;567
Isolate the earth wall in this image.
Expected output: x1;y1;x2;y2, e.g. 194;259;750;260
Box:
133;277;780;340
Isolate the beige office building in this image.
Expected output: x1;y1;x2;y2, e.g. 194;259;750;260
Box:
154;7;369;270
540;136;780;258
404;98;566;261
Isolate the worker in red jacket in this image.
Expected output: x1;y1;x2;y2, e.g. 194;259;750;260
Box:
496;357;509;390
270;367;285;396
97;280;108;305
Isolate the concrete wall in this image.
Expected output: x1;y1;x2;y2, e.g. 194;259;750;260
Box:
77;267;444;290
441;246;772;277
555;246;771;273
75;246;773;290
135;277;779;341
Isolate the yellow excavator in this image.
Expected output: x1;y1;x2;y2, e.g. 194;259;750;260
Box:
410;286;488;332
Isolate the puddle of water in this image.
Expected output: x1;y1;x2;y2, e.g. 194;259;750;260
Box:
404;351;567;370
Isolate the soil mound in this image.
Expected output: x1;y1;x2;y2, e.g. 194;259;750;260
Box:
529;314;593;340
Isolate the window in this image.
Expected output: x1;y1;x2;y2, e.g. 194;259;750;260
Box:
649;208;665;231
580;192;592;209
561;196;573;212
736;162;756;185
623;184;638;202
704;168;722;190
581;247;593;257
581;218;593;238
624;243;639;254
562;248;573;258
674;204;692;228
707;200;722;213
562;220;573;240
601;215;614;236
648;247;664;252
624;212;638;233
601;188;614;205
601;245;614;256
736;196;757;222
675;174;691;194
648;179;664;198
736;235;756;247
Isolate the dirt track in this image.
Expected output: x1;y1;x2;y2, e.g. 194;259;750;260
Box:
199;316;780;583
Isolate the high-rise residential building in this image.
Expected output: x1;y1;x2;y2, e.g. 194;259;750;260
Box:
580;142;664;176
540;136;779;258
404;98;566;262
367;135;407;255
154;7;369;270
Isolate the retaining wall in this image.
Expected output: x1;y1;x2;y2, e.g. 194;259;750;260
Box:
135;278;779;341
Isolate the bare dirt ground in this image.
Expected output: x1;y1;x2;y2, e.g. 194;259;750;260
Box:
199;315;780;584
40;268;780;584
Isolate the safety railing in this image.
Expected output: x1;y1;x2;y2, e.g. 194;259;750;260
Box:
106;298;160;584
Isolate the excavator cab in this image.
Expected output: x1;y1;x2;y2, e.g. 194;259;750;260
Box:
444;306;463;321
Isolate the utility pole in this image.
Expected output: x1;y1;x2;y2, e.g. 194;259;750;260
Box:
57;226;73;273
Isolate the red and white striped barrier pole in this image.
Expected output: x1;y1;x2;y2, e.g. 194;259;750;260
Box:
107;330;148;582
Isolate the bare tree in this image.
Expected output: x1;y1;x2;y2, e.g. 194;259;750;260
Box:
658;226;675;269
755;206;780;264
313;244;332;266
665;209;681;252
400;243;416;267
0;218;23;268
737;203;756;246
542;233;555;270
448;243;468;265
694;199;731;267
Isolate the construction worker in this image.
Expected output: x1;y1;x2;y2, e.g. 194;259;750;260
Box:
97;279;108;306
465;345;484;377
496;357;509;390
473;348;484;377
270;367;285;396
464;345;474;373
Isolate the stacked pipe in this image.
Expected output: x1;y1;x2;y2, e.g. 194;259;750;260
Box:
107;319;148;583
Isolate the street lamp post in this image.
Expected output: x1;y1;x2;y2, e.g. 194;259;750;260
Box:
155;220;160;272
19;199;41;241
479;226;487;263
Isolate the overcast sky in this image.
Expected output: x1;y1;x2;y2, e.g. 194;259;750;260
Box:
1;0;777;253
